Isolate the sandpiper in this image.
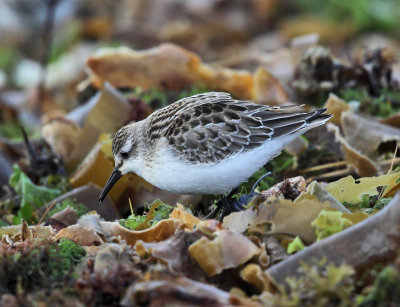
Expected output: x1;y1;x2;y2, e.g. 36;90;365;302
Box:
98;92;331;203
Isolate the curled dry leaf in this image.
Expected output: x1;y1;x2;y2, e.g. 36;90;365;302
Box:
122;275;261;307
381;113;400;129
94;243;137;279
325;172;400;204
170;204;202;230
40;113;80;161
188;229;260;277
328;123;378;177
341;110;400;158
54;224;104;246
323;93;350;126
266;192;400;287
45;184;119;221
50;206;78;226
42;82;131;170
0;225;54;240
253;67;289;105
224;198;331;243
87;43;254;100
295;181;350;213
135;230;206;278
240;263;272;292
100;219;185;247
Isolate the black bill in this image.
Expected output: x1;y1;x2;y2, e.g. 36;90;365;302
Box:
98;167;122;204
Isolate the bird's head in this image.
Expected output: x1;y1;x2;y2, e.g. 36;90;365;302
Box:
98;124;139;203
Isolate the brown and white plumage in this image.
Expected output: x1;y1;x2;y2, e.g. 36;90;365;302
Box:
100;92;331;201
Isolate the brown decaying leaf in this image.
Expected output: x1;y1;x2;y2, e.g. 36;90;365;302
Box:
279;15;354;43
295;180;350;213
266;192;400;287
253;67;289;105
188;229;260;277
224;198;331;243
122;274;262;307
0;225;54;240
341;110;400;158
100;219;185;247
54;224;104;246
86;43;289;104
42;82;131;170
135;229;206;278
87;43;253;99
44;184;119;221
170;204;202;230
327;123;378;177
240;263;272;292
323;93;350;126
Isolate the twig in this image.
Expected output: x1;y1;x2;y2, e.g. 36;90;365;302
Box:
301;161;348;173
388;144;399;174
37;199;58;226
37;0;59;113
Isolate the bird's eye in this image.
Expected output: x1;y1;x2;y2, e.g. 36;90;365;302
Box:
120;151;129;159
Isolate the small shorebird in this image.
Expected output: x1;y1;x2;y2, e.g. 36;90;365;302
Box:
98;92;331;203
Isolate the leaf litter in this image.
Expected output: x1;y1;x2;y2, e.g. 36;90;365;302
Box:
1;2;400;306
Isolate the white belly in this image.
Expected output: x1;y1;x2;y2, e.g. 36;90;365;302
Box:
137;135;298;194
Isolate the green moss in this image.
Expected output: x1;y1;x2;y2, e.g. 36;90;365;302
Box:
358;266;400;306
271;259;356;306
343;195;393;214
58;238;86;267
0;46;17;72
119;199;174;230
176;83;210;100
0;239;85;295
119;214;147;230
339;87;400;118
39;174;72;194
134;87;169;110
49;199;88;218
295;0;400;33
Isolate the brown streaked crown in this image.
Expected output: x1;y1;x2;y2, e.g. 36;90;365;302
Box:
112;126;130;156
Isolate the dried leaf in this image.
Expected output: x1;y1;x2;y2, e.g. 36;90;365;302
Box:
87;44;254;100
323;93;350;126
122;275;261;307
54;225;104;246
170;204;202;230
224;198;331;243
100;219;185;247
253;67;289;105
240;263;271;291
325;172;400;204
266;193;400;287
295;180;350;213
328;123;378;176
135;230;205;277
341;110;400;158
188;230;260;276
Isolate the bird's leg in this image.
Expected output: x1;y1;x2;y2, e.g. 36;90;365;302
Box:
217;190;236;221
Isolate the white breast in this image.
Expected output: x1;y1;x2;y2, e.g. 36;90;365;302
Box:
136;135;298;194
